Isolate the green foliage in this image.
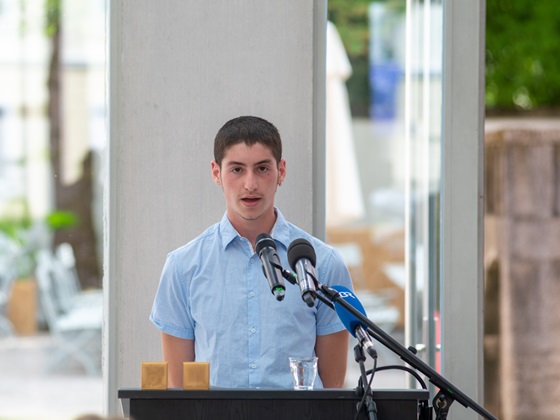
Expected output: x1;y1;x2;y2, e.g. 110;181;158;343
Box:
0;216;32;241
332;0;560;113
486;0;560;111
0;215;39;279
328;0;371;57
44;0;61;37
328;0;405;116
45;210;79;231
0;209;78;279
328;0;372;116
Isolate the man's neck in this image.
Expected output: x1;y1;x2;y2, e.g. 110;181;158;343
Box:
229;209;278;249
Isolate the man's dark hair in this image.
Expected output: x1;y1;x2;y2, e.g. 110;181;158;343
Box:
214;116;282;166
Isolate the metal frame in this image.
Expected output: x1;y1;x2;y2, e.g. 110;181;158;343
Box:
440;1;486;418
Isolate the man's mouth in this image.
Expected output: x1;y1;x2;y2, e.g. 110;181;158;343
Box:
241;197;261;204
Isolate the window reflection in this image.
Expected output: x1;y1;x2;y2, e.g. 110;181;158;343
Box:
326;1;443;389
0;1;105;418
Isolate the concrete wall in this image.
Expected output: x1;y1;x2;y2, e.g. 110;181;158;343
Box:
485;119;560;419
106;1;326;413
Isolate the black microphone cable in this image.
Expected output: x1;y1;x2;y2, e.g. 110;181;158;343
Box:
354;343;378;420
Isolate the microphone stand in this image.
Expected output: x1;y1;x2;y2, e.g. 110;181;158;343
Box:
316;282;498;420
354;344;378;420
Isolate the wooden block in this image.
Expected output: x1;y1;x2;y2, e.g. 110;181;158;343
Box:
142;362;168;390
183;362;210;390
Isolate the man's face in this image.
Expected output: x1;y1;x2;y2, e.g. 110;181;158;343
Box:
211;142;286;230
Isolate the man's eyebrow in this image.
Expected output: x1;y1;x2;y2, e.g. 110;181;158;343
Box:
253;159;274;166
224;159;273;167
224;161;247;167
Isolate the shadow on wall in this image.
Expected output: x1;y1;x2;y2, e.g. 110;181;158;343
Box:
484;259;501;419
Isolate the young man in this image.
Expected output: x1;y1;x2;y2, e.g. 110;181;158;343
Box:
150;116;353;389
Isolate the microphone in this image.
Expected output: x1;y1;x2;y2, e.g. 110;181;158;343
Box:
255;233;285;301
331;285;377;359
287;238;317;307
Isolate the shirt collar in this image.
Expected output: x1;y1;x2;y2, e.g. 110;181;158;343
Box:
269;209;291;252
218;208;291;251
219;212;239;249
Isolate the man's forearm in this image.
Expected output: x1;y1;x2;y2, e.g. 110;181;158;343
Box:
161;333;195;388
316;330;349;388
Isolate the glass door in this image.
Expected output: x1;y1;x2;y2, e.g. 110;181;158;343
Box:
404;0;443;392
326;0;445;390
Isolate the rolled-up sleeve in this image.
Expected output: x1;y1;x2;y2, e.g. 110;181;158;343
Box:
315;246;354;336
150;252;195;340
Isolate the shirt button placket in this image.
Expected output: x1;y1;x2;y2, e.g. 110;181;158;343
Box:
247;256;260;387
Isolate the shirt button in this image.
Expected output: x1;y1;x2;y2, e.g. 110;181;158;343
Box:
249;291;256;297
250;328;256;333
250;259;254;264
250;364;257;369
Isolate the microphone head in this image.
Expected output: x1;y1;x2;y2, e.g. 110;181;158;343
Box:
287;238;316;271
331;285;367;338
256;233;276;255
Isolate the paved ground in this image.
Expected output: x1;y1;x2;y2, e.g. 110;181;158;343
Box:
0;333;103;420
0;329;408;420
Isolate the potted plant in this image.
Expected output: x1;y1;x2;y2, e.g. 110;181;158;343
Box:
0;208;78;335
0;216;48;336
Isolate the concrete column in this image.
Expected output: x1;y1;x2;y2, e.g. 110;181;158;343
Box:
485;119;560;419
440;2;486;419
106;1;327;414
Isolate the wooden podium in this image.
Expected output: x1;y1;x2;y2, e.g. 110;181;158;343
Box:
118;388;430;419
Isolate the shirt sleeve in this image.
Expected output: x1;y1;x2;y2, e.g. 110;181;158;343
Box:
315;246;354;336
149;252;195;340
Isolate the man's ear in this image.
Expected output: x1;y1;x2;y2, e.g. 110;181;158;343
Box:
211;161;222;186
277;159;287;186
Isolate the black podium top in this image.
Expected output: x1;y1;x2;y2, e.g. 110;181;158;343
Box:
119;387;430;420
119;387;427;399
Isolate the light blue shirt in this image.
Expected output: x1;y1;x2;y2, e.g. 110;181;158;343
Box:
150;209;353;389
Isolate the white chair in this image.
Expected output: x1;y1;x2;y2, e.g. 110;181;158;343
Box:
0;233;17;336
35;249;102;376
0;272;15;336
54;242;103;313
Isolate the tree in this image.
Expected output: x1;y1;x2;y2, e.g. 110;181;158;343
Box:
45;0;101;289
486;0;560;112
328;0;406;117
328;0;371;117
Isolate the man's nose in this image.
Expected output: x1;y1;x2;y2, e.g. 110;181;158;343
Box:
244;172;258;191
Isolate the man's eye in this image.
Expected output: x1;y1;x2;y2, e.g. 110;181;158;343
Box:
258;166;269;173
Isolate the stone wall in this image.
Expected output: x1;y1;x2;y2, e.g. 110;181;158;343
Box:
485;119;560;420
